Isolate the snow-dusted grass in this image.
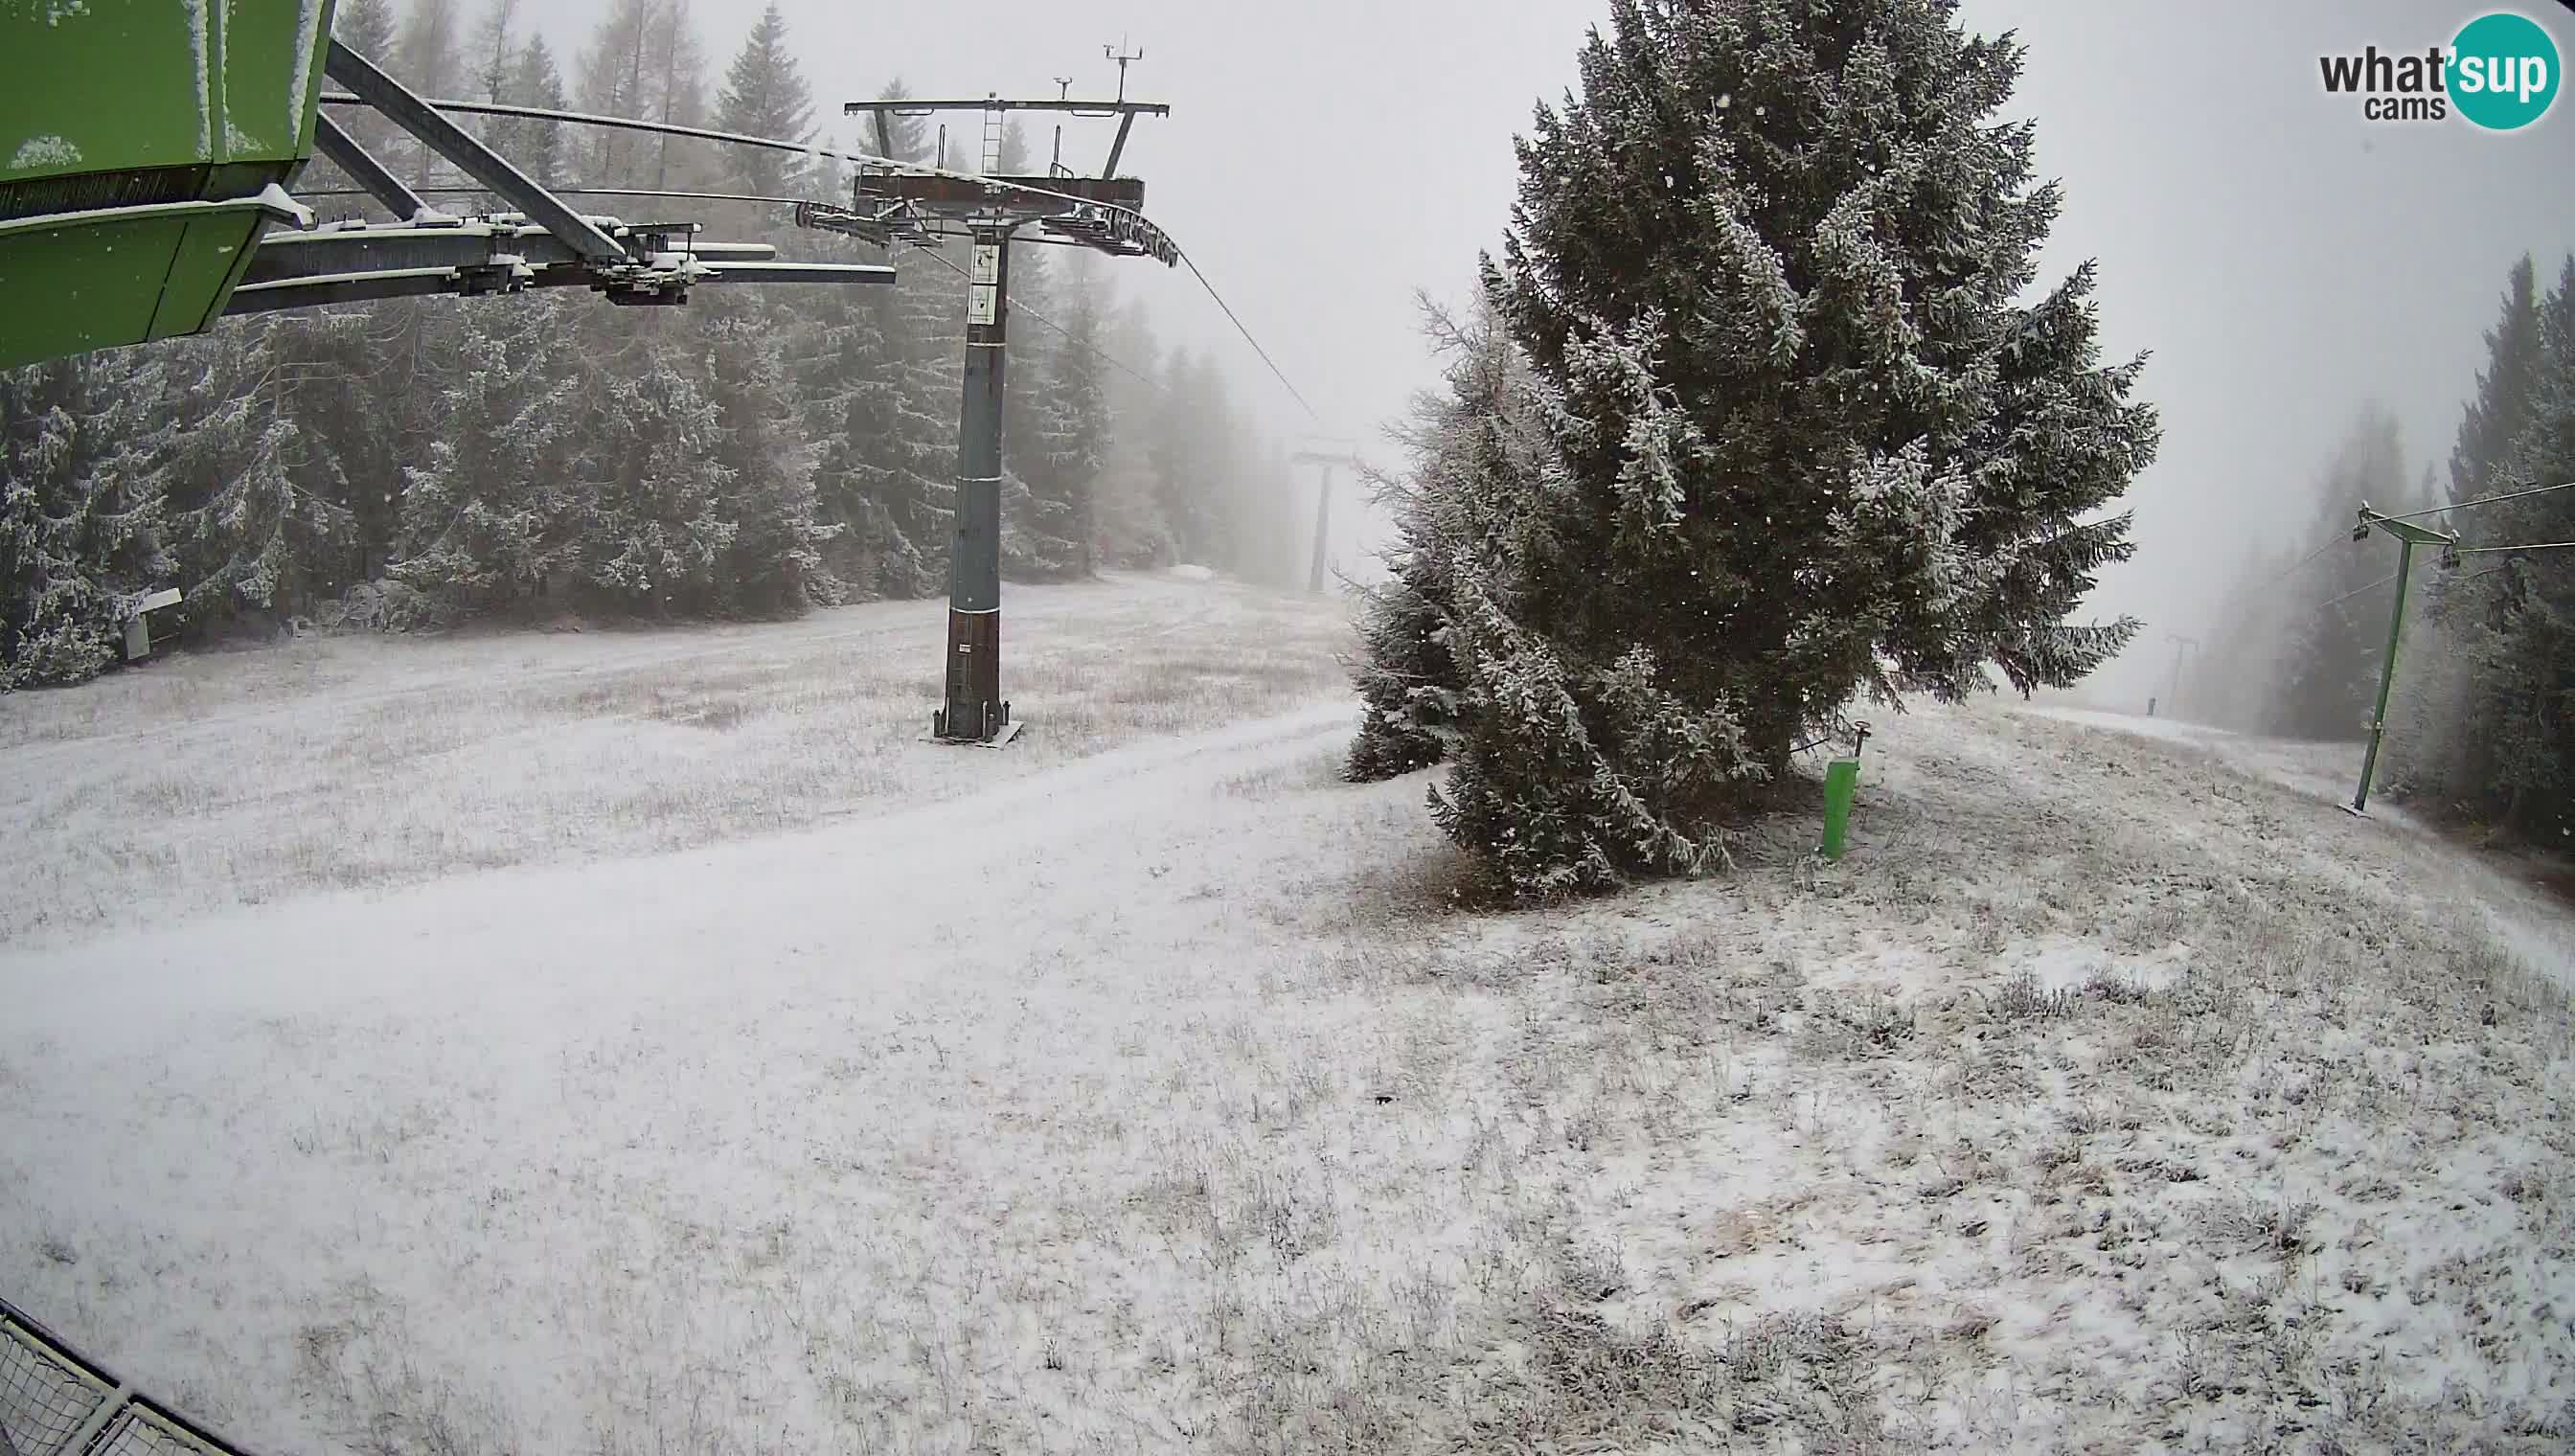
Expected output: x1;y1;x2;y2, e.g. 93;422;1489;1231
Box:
0;571;1351;946
3;591;2570;1453
2016;702;2575;984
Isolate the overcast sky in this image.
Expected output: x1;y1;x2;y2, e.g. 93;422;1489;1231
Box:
524;0;2573;701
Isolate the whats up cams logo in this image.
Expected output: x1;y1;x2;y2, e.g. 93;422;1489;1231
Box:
2317;10;2563;129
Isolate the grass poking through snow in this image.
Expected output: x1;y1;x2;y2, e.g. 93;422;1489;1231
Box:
0;574;1352;944
2;580;2569;1453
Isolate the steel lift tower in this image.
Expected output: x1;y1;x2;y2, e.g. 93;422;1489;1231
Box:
814;54;1174;746
1289;441;1364;597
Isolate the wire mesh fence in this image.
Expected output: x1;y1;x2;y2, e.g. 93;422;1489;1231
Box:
0;1300;253;1456
81;1401;234;1456
1;1311;115;1456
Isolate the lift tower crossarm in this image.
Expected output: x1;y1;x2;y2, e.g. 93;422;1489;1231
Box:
311;111;436;223
323;38;627;264
840;96;1170;181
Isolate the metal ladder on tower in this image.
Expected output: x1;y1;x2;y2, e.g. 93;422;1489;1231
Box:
980;95;1007;173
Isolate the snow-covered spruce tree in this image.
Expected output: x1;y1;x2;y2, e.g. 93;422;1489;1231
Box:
2393;254;2566;825
331;0;401;158
506;35;571;189
1376;0;2156;895
796;284;904;597
159;320;357;635
875;245;964;600
2450;256;2546;509
2388;260;2542;806
699;296;839;614
0;352;174;687
858;85;965;599
712;2;813;198
387;294;577;622
1346;297;1531;782
549;339;739;618
2462;257;2575;841
1025;254;1116;578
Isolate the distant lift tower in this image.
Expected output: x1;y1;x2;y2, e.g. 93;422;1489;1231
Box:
1289;442;1363;597
814;58;1174;746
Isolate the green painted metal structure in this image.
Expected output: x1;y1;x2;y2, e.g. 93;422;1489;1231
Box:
2346;505;2460;817
1820;757;1860;860
0;0;335;370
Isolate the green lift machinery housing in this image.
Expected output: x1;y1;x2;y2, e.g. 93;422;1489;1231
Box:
0;0;332;368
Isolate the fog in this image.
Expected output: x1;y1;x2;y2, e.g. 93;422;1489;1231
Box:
1972;0;2575;708
523;0;2570;703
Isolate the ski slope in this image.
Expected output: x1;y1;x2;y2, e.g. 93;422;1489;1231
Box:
4;578;2570;1453
2019;703;2575;987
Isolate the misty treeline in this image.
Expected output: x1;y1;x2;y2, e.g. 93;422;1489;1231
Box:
0;0;1308;689
1347;0;2156;898
2184;253;2575;844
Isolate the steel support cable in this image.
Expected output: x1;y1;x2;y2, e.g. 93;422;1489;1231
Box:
2378;478;2575;524
2245;484;2572;599
2455;538;2575;554
2317;569;2403;610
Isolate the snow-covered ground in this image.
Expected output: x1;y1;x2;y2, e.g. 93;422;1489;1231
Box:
0;570;1351;946
4;580;2570;1453
2018;703;2575;988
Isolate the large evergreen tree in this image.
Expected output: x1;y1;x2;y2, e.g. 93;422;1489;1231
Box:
396;0;467;183
2450;256;2545;507
865;84;964;599
794;275;902;596
700;297;839;614
0;353;174;687
471;0;520;101
1357;0;2157;895
1346;299;1515;781
2460;260;2575;839
713;3;813;197
468;0;523;169
154;322;357;633
331;0;402;159
576;0;663;185
1023;254;1116;578
554;346;738;616
508;35;570;188
2388;254;2575;835
386;297;577;621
